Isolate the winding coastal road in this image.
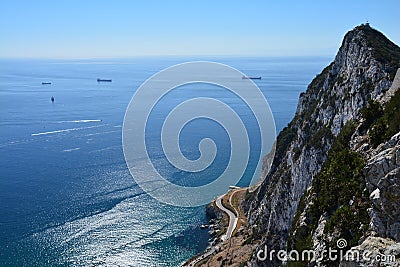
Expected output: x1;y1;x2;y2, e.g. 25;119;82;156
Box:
184;195;237;267
184;188;246;267
215;195;238;241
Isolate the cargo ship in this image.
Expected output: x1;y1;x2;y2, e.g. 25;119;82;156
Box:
241;76;261;80
97;78;112;82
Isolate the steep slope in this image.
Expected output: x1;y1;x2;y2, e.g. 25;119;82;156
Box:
245;24;400;266
287;74;400;267
198;24;400;267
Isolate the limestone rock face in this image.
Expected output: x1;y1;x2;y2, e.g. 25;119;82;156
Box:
364;133;400;241
243;24;400;266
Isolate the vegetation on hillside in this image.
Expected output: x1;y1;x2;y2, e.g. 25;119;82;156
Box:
288;122;370;266
287;86;400;265
359;24;400;79
361;90;400;147
287;84;400;266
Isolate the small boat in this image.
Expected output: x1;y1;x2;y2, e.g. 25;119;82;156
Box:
51;96;55;102
242;76;262;80
42;82;52;85
97;78;112;82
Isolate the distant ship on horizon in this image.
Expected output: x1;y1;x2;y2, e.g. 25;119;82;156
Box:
97;78;112;82
241;75;261;80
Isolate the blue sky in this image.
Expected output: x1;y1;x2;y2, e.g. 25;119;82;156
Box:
0;0;399;58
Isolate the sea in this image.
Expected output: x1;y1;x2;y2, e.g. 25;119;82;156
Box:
0;56;330;266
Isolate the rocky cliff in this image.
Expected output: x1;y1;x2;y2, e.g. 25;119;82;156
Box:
198;24;400;267
246;23;400;266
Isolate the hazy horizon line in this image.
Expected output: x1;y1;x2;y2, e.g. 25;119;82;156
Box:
0;54;335;61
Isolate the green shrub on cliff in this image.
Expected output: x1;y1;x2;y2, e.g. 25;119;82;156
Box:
360;99;383;129
363;90;400;147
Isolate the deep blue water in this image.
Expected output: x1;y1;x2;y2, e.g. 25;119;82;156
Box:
0;56;330;266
